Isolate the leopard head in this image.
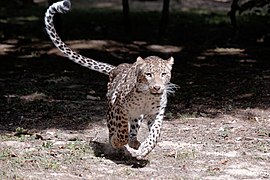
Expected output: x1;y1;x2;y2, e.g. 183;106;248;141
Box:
135;56;174;95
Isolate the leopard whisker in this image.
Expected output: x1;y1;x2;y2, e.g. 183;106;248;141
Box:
166;83;179;95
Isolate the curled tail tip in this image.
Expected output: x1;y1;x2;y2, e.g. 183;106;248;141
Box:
59;0;71;13
53;0;71;14
63;0;71;11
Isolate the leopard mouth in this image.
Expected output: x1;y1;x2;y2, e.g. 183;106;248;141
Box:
150;90;163;95
150;92;163;97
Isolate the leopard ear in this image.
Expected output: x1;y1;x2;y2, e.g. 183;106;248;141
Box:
136;56;145;66
167;57;174;65
135;56;145;75
136;56;146;69
166;57;174;70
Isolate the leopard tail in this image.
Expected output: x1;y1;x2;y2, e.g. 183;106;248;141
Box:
44;0;115;75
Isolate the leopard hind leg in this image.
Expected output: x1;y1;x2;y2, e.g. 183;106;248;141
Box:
128;115;143;149
107;106;129;149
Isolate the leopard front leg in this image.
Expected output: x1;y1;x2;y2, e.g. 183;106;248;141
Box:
137;112;164;158
125;108;165;159
107;106;129;149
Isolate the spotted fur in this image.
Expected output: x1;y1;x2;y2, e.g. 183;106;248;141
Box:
45;0;175;159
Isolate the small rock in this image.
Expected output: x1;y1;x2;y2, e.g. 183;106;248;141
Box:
219;159;228;165
88;90;96;94
20;92;48;102
86;95;100;100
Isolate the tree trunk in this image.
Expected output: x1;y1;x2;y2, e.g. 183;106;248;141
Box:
159;0;170;37
228;0;240;29
122;0;130;33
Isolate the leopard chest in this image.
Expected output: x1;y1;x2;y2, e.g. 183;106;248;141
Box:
122;91;167;118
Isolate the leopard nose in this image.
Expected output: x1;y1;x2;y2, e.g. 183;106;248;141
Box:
153;85;161;91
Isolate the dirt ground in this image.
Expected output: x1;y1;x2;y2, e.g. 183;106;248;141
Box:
0;0;270;179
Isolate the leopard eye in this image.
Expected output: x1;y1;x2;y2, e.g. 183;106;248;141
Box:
161;73;167;77
145;73;152;78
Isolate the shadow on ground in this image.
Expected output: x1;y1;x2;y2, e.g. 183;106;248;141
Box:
90;141;149;168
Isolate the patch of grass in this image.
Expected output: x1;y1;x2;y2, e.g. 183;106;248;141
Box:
0;133;35;142
40;158;60;170
0;148;12;160
217;126;231;138
62;141;94;164
207;166;221;176
42;141;53;149
14;127;32;140
1;173;24;180
0;148;28;169
0;134;14;141
174;148;197;162
123;167;134;176
165;111;174;119
9;156;26;169
256;140;269;153
66;141;93;155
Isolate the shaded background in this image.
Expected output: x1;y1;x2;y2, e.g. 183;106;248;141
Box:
0;0;269;130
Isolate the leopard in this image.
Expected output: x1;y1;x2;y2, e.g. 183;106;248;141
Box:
45;0;176;159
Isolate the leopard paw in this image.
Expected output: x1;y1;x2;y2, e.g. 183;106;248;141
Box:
128;139;141;150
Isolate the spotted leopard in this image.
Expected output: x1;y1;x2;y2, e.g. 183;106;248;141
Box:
45;0;176;159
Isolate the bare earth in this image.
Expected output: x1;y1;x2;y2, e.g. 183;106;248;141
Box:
0;0;270;179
